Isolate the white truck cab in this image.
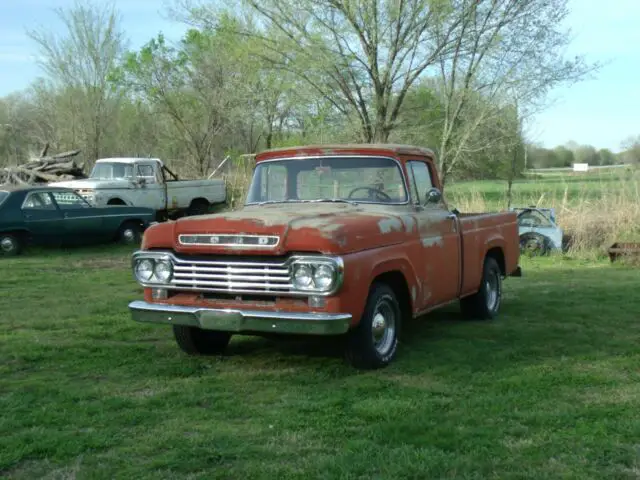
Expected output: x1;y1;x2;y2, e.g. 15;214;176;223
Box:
51;158;226;219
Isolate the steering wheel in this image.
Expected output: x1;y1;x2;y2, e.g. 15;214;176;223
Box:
347;186;392;202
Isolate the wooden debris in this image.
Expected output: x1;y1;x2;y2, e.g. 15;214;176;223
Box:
0;147;87;186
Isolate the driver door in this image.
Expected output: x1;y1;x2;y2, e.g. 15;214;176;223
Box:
133;162;165;210
406;159;461;309
21;191;65;246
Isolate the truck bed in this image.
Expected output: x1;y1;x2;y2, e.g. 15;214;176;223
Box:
457;210;520;297
165;178;227;207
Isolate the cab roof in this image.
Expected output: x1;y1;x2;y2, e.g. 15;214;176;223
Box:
256;143;436;161
95;157;163;164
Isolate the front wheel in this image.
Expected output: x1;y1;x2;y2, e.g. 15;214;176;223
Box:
345;283;402;370
173;326;232;355
460;256;502;320
520;232;550;256
0;233;22;257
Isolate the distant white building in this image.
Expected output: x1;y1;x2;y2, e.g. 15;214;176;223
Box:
573;163;589;172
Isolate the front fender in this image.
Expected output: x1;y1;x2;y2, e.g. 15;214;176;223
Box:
338;246;420;326
96;191;135;206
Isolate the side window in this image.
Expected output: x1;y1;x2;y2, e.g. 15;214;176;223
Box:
136;164;156;183
22;192;56;210
51;191;90;209
407;161;434;205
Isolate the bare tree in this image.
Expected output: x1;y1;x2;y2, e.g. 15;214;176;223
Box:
194;0;463;143
26;0;126;163
433;0;597;185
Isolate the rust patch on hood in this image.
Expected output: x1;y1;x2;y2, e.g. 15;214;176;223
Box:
150;203;422;255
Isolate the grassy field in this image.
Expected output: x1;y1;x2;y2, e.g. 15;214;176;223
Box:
446;167;640;252
3;245;640;479
446;167;639;209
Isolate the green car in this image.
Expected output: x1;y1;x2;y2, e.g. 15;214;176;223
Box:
0;185;156;256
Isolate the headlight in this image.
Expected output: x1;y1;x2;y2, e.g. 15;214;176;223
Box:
293;264;314;288
133;256;173;285
154;260;173;283
313;264;335;290
135;258;155;282
291;259;341;293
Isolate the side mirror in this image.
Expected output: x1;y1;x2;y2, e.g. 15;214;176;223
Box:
424;187;442;205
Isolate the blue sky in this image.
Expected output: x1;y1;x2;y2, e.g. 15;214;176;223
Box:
0;0;638;152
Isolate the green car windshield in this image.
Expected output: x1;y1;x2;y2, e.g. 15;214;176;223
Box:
0;191;8;207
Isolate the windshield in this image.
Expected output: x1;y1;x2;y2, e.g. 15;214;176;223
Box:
90;162;134;180
246;156;408;205
0;191;8;206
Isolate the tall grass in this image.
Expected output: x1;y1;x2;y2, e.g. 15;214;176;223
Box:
446;167;640;255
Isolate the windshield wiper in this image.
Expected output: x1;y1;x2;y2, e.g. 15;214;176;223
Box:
302;198;359;205
253;199;300;206
252;198;358;206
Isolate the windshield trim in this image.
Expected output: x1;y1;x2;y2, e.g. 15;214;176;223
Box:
245;154;411;206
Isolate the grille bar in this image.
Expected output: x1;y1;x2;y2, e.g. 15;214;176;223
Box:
173;273;291;283
170;256;293;294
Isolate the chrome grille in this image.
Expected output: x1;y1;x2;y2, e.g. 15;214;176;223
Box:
171;256;292;294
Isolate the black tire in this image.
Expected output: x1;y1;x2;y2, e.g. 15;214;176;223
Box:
118;221;142;245
187;200;210;216
460;256;502;320
519;232;550;256
0;233;22;257
345;283;402;370
173;326;232;355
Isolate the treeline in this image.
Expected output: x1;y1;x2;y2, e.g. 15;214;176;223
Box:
0;0;596;184
527;140;640;170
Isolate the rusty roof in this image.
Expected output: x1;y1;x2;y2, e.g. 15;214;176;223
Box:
257;143;436;158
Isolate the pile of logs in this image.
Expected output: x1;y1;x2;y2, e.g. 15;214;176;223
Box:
0;144;87;186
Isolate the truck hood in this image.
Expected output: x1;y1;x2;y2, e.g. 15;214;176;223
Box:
49;178;132;190
145;203;418;255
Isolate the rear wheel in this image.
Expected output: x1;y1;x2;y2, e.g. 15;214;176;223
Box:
173;326;232;355
460;256;502;320
118;221;142;245
0;233;22;257
345;283;402;370
187;199;210;216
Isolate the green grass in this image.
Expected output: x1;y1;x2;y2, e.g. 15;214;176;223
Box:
3;246;640;479
446;167;640;210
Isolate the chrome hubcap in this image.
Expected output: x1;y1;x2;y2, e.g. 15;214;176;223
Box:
486;273;500;311
371;298;396;356
1;237;15;252
123;229;135;242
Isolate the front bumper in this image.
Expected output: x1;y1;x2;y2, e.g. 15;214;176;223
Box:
129;300;352;335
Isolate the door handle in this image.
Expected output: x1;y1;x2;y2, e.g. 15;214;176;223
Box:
63;212;69;218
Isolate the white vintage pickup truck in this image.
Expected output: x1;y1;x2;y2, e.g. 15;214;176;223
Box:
51;157;226;219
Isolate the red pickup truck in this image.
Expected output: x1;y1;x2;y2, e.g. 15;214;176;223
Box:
129;144;521;369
